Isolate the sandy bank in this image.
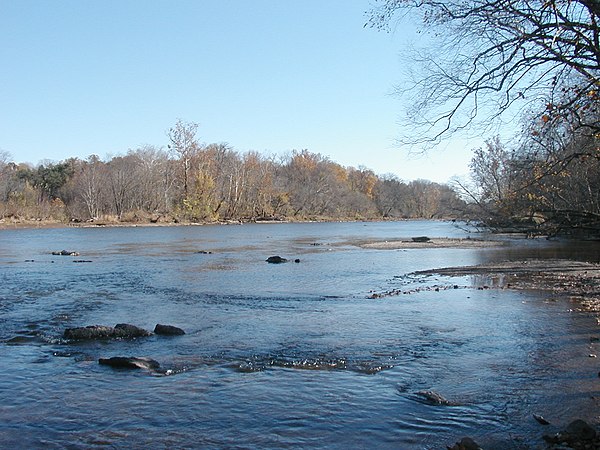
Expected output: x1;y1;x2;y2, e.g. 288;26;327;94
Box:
415;259;600;314
360;237;504;249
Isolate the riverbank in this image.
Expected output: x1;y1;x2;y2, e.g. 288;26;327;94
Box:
0;218;248;229
413;259;600;316
0;216;404;230
359;236;504;249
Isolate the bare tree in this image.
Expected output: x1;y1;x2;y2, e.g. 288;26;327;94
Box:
168;119;200;199
0;150;13;203
105;155;139;220
72;155;105;220
128;146;172;214
369;1;600;145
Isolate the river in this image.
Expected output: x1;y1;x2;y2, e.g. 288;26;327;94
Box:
1;220;599;449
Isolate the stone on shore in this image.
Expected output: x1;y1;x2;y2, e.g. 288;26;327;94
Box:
411;236;431;243
154;324;185;336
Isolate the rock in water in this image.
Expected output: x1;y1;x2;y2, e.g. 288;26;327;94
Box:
416;390;456;406
566;419;597;440
447;437;482;450
51;250;80;256
99;357;160;370
154;324;185;336
113;323;152;338
266;256;288;264
64;325;117;340
64;324;152;340
543;419;598;446
533;414;550;425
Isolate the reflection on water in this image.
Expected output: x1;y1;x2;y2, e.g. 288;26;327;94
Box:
0;221;599;449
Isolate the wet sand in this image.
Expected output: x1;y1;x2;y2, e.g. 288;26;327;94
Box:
415;259;600;315
360;236;600;316
359;237;505;249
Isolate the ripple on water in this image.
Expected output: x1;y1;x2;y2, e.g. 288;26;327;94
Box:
2;222;600;449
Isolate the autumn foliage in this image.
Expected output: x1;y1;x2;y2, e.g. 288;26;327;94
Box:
0;128;464;225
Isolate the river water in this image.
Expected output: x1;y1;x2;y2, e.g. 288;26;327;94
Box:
1;221;599;449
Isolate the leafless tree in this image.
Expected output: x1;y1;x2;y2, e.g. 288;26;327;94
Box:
369;0;600;145
168;119;200;199
75;155;105;219
0;150;14;203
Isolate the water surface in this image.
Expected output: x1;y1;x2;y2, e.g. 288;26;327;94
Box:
1;221;599;449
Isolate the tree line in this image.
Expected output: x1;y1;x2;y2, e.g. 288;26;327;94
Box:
0;121;465;224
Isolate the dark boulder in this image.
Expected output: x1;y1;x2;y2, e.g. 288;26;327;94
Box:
266;256;288;264
447;437;482;450
566;419;597;440
533;414;550;425
64;325;116;340
64;324;152;340
154;324;185;336
113;323;152;338
99;356;160;370
543;419;598;446
411;236;431;243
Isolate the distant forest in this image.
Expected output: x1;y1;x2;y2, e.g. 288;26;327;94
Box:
0;121;466;225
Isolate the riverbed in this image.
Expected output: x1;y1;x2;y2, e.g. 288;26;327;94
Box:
1;221;599;448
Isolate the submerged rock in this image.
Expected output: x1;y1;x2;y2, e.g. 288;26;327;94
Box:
565;419;597;440
154;324;185;336
447;437;482;450
6;335;39;345
99;356;160;370
416;390;457;406
543;419;598;447
533;413;550;425
64;323;152;340
266;256;288;264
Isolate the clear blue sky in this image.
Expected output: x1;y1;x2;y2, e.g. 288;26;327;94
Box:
0;0;476;183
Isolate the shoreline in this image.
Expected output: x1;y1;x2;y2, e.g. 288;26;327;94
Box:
0;217;458;231
413;259;600;315
358;237;505;249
